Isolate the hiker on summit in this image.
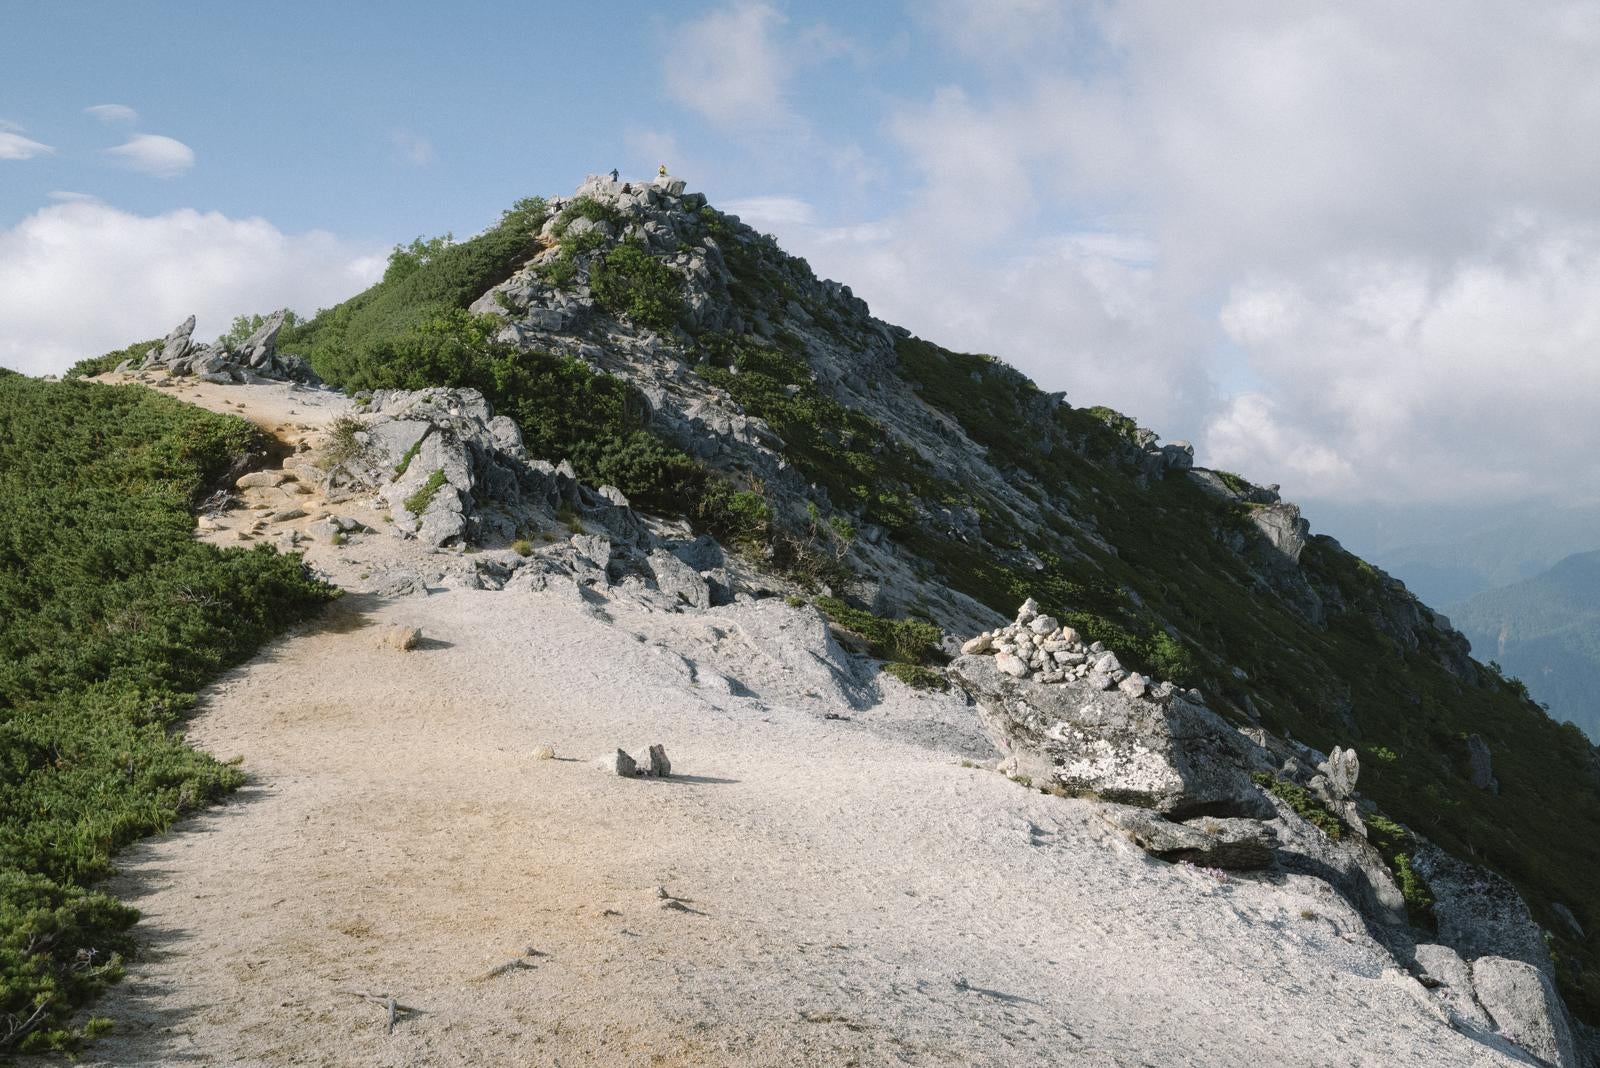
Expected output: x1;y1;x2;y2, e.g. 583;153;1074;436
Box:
658;163;669;179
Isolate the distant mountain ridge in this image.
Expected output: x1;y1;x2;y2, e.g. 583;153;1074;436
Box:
1307;499;1600;608
1454;549;1600;742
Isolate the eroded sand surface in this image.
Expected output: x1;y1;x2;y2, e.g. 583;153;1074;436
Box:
73;585;1524;1068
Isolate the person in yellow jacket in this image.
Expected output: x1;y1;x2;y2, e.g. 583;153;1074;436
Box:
658;163;668;179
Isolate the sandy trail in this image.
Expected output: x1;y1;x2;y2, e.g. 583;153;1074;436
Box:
66;375;1524;1066
76;585;1519;1067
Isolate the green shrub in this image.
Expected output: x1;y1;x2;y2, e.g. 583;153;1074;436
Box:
550;196;622;237
541;254;577;289
392;437;423;477
1084;405;1140;443
1252;773;1345;841
1214;470;1253;496
306;308;771;554
695;333;950;534
883;662;949;691
65;339;159;379
404;469;447;516
815;597;946;689
0;375;332;1051
284;197;549;386
512;538;534;557
698;485;771;552
322;415;368;471
590;243;682;330
1366;813;1437;926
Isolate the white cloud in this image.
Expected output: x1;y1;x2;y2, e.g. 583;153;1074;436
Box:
391;130;434;166
737;194;1211;436
918;0;1074;63
0;199;385;375
722;195;816;228
1204;393;1360;497
1206;222;1600;505
105;133;195;177
85;103;139;124
665;3;793;128
780;0;1600;509
664;2;852;134
0;130;53;160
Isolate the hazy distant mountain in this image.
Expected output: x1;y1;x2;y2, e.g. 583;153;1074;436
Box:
1453;550;1600;741
1305;499;1600;609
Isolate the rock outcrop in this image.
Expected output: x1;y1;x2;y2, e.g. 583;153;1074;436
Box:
1098;805;1275;870
316;385;736;611
1467;733;1500;792
951;602;1271;819
131;310;321;384
1470;956;1578;1067
951;600;1588;1067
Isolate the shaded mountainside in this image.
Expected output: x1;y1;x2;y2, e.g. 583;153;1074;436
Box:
1453;551;1600;743
1334;505;1600;608
60;174;1600;1032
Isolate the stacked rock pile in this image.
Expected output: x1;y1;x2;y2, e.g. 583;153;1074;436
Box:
959;597;1177;701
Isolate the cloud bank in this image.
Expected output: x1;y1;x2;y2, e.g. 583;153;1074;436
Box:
688;0;1600;509
0;199;385;375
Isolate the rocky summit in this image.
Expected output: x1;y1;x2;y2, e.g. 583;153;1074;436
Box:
9;172;1599;1066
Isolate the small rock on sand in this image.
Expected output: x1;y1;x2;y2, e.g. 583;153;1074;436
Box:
647;743;671;777
530;745;556;760
379;625;421;651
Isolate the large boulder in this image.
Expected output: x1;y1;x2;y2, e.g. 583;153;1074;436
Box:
1412;842;1553;971
1264;787;1410;937
1470;956;1577;1068
1249;502;1309;564
237;309;286;367
647;548;710;609
1319;745;1360;799
152;314;197;366
136;311;320;385
950;653;1273;818
1467;733;1499;792
1412;943;1496;1032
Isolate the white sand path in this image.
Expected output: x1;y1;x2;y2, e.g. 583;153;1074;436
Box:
75;585;1524;1067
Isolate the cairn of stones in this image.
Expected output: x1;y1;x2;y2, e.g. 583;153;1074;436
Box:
960;597;1180;702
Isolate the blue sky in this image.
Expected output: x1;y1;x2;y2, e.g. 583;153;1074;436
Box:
5;1;1600;546
3;4;960;243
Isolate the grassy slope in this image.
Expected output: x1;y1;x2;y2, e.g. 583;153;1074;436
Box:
0;373;333;1052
